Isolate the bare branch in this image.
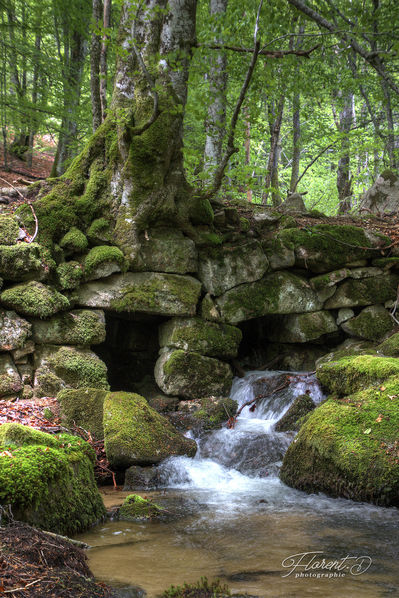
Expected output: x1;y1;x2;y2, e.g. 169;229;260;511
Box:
196;42;320;59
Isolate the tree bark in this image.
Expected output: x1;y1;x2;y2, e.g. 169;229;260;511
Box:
263;95;285;206
336;92;355;214
99;0;111;120
91;0;103;132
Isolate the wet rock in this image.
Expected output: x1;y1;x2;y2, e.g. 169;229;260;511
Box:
168;396;237;434
31;309;106;346
275;394;315;432
340;305;394;341
154;350;233;399
0;310;31;351
123;465;162;490
266;311;337;343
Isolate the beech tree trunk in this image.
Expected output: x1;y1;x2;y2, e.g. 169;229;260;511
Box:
263;95;285;206
336;92;355;214
91;0;103;132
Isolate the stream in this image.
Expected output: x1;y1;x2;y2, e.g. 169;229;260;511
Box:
78;371;399;597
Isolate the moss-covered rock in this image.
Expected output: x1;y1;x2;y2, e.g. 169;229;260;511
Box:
216;271;322;324
77;272;202;317
87;217;113;245
266;311;338;343
84;245;126;280
154;350;233;399
189;197;214;225
159;317;242;358
200;293;221;321
57;387;108;439
118;494;163;520
0;243;54;282
170;396;237;434
129;228;198;274
278;225;389;273
325;274;399;309
59;227;88;254
340;305;394;341
198;241;269;296
262;236;295;270
0;354;22;398
275;394;315;432
316;354;399;396
56;261;84;290
31;309;106;346
1;282;69;318
280;379;399;506
378;332;399;356
315;339;377;368
0;309;31;350
0;215;21;245
0;423;106;534
103;391;196;468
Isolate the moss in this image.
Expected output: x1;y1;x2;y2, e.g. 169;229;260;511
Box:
32;309;106;346
57;387;108;439
84;245;126;276
0;424;105;534
378;333;399;357
192;397;238;430
1;282;69;318
372;257;399;269
0;215;20;245
59;227;88;253
239;216;250;232
279;215;298;229
0;243;55;281
103;391;197;468
118;494;163;520
194;229;224;247
275;394;315;432
48;346;109;390
280;377;399;506
162;578;231;598
317;354;399;396
56;261;84;290
189;197;214;225
325;274;399;309
341;306;394;341
87;218;113;244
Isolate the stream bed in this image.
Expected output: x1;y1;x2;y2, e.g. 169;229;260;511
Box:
78;372;399;597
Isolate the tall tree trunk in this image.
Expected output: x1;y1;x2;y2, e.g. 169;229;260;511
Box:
244;105;252;202
381;79;397;169
290;91;300;192
27;29;42;168
91;0;103;132
263;95;285;206
100;0;111;120
203;0;228;179
336;92;355;214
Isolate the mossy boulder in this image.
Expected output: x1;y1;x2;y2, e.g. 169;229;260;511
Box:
378;332;399;356
262;236;295;270
31;309;106;346
59;227;88;254
159;317;242;358
57;387;108;439
340;305;394;341
34;345;109;397
189;197;214;225
316;354;399;396
56;261;84;290
310;268;351;302
280;378;399;506
170;396;237;434
0;423;106;534
278;225;389;273
103;391;197;468
87;218;113;245
77;272;202;317
266;311;337;343
325;274;399;309
155;350;233;399
0;354;22;398
130;228;198;274
200;293;221;321
0;309;31;350
1;282;69;318
84;245;126;281
216;271;322;324
0;215;21;245
0;243;54;282
198;240;269;296
118;494;163;520
275;394;315;432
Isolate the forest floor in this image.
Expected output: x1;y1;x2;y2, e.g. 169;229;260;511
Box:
0;143;54;188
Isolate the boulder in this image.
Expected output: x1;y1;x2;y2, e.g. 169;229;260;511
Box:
340;305;394;341
76;272;201;317
31;310;106;346
57;387;109;439
83;246;126;281
87;218;113;245
118;494;163;521
315;338;377;368
56;261;84;290
198;240;269;295
266;311;337;343
280;192;307;211
158;317;242;358
130;228;198;274
360;169;399;214
262;236;295;270
103;391;196;468
378;332;399;357
1;282;69;318
0;354;22;398
0;214;21;245
325;274;399;309
216;271;322;324
275;393;315;432
169;396;238;434
123;465;162;490
0;310;31;351
0;243;54;281
0;423;106;534
59;227;88;254
11;340;35;363
336;308;354;326
200;293;221;321
154;350;233;399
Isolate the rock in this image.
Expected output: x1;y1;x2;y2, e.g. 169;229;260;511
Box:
76;272;201;317
315;338;377;368
310;268;351;290
275;394;315;432
56;261;84;290
103;391;197;468
0;243;54;281
252;210;280;226
11;340;35;363
154;350;233;399
33;345;109;397
349;266;384;279
158;317;242;358
316;354;399;396
280;192;306;211
200;293;221;321
340;305;394;341
0;215;20;245
123;465;162;490
130;228;198;274
31;309;106;346
0;310;31;351
266;311;338;343
336;308;354;326
278;225;389;273
57;387;109;439
0;354;22;398
0;423;106;534
360;169;399;214
280;377;399;506
216;271;322;324
1;282;69;318
372;257;399;270
60;227;88;254
169;396;238;434
378;333;399;356
189;197;214;225
118;494;163;520
325;274;399;309
198;240;269;296
87;218;113;245
84;246;126;281
262;236;295;270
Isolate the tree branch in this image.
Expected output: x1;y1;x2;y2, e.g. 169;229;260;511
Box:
196;42;319;58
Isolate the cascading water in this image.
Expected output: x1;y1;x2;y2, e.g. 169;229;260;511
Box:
78;372;399;597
